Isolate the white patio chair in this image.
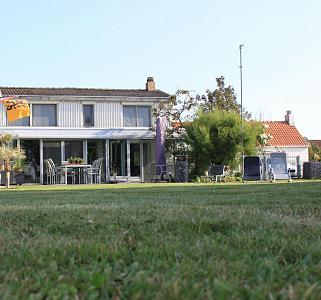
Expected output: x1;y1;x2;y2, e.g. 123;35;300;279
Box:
44;159;55;185
86;158;103;184
48;158;75;184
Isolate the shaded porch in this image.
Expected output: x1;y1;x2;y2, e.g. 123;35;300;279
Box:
18;139;156;184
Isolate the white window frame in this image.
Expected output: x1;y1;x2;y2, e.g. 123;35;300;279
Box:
32;103;58;127
123;105;152;128
83;104;95;127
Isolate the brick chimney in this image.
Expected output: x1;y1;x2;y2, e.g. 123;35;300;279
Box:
146;77;156;91
285;110;294;126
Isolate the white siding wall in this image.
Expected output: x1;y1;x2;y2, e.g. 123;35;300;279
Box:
95;102;122;127
265;146;309;162
0;98;156;129
58;101;83;127
0;103;5;126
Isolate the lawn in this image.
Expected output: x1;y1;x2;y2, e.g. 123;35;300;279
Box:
1;182;321;299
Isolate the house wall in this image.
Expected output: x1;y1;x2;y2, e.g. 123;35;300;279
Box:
57;101;123;127
0;102;5;126
264;146;309;162
0;96;158;129
94;101;122;127
58;101;83;127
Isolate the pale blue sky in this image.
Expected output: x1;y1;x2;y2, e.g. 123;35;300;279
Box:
1;0;321;138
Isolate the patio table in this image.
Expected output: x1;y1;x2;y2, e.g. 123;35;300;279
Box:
59;164;91;185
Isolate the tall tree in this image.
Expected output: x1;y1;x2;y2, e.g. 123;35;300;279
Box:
199;76;251;119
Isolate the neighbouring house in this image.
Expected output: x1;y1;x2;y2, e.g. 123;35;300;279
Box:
309;140;321;148
0;77;170;184
261;110;309;175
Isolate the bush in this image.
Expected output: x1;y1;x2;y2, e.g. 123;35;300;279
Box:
185;110;262;177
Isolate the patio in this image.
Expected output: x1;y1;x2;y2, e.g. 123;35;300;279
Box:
19;139;157;185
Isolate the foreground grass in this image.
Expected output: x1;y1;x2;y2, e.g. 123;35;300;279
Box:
0;182;321;299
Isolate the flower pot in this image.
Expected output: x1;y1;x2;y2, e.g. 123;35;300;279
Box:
0;171;14;185
14;172;25;185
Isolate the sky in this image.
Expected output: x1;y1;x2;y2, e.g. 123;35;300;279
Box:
1;0;321;138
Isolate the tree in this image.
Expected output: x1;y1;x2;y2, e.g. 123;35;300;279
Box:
199;76;251;119
0;133;25;188
185;110;262;176
257;125;273;155
153;76;252;157
153;90;198;156
309;144;321;162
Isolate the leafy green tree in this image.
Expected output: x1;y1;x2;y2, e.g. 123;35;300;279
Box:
0;133;25;188
309;144;321;161
153;76;252;158
185;110;262;176
199;76;251;119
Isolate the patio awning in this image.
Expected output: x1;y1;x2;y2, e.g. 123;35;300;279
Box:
0;127;155;140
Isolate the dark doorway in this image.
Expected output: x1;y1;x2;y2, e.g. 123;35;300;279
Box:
130;143;140;177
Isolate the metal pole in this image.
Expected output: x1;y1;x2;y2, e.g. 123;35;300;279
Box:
239;44;244;173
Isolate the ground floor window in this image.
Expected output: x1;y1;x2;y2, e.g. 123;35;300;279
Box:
65;141;83;162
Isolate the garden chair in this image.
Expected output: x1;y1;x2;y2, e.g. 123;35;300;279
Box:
268;152;291;182
152;164;172;183
243;156;263;182
200;165;225;182
86;158;103;184
209;165;225;182
47;158;75;184
44;159;57;185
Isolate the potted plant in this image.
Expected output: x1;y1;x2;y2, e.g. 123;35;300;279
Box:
13;159;25;185
67;157;76;164
0;133;26;188
67;157;84;164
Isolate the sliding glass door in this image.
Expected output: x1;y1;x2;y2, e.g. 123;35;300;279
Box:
20;140;40;183
43;141;61;167
87;140;105;182
130;142;140;177
110;140;127;177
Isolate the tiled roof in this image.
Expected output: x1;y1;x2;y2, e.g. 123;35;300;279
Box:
263;121;308;147
0;87;169;98
309;140;321;147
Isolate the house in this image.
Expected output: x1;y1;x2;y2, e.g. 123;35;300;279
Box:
0;77;169;184
309;140;321;148
262;110;309;175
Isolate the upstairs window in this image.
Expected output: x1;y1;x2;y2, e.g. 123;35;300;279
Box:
33;104;57;126
83;105;94;127
8;116;30;126
123;106;151;127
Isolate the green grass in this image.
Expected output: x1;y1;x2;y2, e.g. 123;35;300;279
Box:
1;182;321;299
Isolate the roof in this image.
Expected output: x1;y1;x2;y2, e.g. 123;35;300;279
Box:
263;121;308;147
0;86;169;98
309;140;321;147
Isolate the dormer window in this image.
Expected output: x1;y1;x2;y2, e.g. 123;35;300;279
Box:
123;105;151;127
